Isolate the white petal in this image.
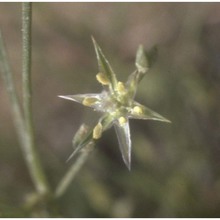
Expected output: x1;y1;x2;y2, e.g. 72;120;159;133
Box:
129;101;171;123
58;94;101;103
114;119;131;170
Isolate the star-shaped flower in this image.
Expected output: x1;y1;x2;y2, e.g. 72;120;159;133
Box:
59;38;170;170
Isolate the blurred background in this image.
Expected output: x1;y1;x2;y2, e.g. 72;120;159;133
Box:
1;2;220;217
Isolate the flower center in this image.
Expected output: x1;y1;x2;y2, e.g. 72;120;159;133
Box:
97;87;131;120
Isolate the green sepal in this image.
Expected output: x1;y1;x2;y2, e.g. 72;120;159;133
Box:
126;70;140;98
129;102;171;123
92;37;118;92
146;46;157;68
135;44;149;75
114;119;131;170
66;114;114;162
58;94;101;109
135;45;158;82
67;126;94;162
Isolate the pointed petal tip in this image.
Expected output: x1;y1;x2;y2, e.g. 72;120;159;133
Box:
65;150;76;163
122;156;131;171
91;35;95;42
122;155;131;171
126;162;131;171
58;95;76;102
156;118;172;124
58;95;65;99
161;118;172;123
122;142;131;171
58;95;69;100
91;36;98;47
149;113;172;124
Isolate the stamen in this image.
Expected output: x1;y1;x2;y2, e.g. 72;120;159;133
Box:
119;116;127;126
116;81;126;93
93;122;103;139
96;72;110;85
82;97;99;106
132;106;143;115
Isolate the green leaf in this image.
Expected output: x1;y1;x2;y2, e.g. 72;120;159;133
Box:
92;37;117;91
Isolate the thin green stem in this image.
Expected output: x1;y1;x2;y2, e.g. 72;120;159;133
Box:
22;2;32;121
55;125;94;198
55;147;93;198
0;29;49;195
21;2;50;195
0;31;25;150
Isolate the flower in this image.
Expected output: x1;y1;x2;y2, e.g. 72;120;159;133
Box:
59;38;170;170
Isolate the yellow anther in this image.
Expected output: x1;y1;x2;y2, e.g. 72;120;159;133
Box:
82;97;98;107
93;122;103;139
116;81;126;93
132;106;143;115
118;116;127;126
96;72;110;85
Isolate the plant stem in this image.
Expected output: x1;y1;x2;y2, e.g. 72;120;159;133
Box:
21;2;50;195
0;31;25;152
55;147;92;198
22;2;32;123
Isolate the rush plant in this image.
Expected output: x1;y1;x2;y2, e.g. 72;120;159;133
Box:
0;3;170;216
59;38;171;170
